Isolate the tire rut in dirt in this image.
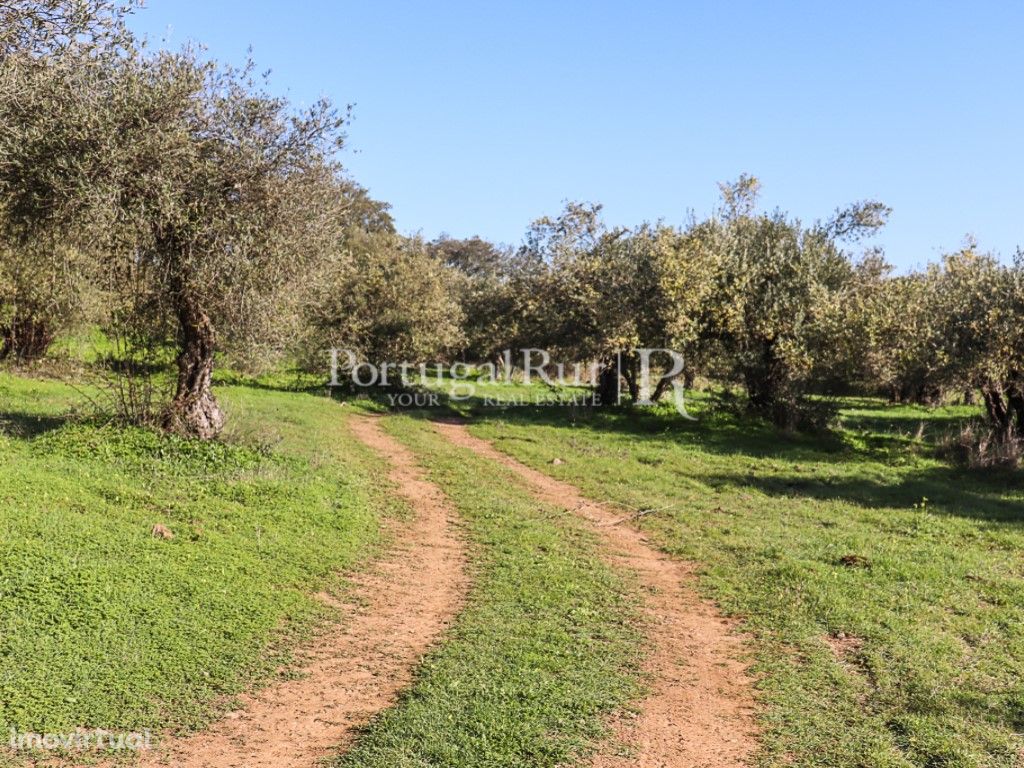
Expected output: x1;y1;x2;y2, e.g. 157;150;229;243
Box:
130;415;468;768
434;420;758;768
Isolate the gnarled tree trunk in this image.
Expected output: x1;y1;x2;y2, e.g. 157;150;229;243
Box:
650;368;694;402
163;300;224;439
980;377;1024;444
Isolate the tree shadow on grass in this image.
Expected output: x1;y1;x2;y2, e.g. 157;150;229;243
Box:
700;465;1024;525
446;395;853;463
839;411;976;448
0;410;68;439
382;385;1015;504
840;411;972;435
214;370;326;395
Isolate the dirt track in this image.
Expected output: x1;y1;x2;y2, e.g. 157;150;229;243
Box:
126;413;757;767
435;420;759;768
130;415;468;768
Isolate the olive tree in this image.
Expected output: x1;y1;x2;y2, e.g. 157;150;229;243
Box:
977;255;1024;444
304;232;465;369
429;235;521;363
873;249;1024;461
702;177;889;427
628;220;721;397
0;0;135;57
508;203;635;400
0;241;100;361
869;266;955;404
0;0;135;360
796;246;889;395
935;249;1024;445
122;54;349;437
502;203;721;404
1;41;352;436
850;245;1008;407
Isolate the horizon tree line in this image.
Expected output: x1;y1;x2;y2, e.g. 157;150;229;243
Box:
1;1;1021;464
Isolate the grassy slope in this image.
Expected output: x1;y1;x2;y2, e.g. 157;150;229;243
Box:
335;412;642;768
0;373;389;742
464;396;1024;768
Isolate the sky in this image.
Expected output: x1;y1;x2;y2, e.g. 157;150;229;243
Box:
128;1;1024;270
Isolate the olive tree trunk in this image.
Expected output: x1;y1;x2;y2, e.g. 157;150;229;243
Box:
620;354;640;403
742;343;802;429
163;301;224;439
981;378;1024;443
650;369;695;402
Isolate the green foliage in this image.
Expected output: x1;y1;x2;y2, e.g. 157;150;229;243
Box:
0;239;106;362
0;4;364;435
0;1;136;58
512;202;645;364
849;245;1024;456
697;177;888;427
489;203;720;403
485;181;893;427
304;233;465;367
429;235;521;362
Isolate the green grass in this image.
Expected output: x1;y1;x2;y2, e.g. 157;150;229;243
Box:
5;358;1022;767
0;373;390;743
462;396;1024;768
0;371;646;767
335;412;643;768
45;326;116;365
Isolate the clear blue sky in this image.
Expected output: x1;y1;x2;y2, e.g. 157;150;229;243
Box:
129;1;1023;269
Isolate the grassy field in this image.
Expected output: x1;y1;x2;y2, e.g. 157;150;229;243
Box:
0;373;390;743
3;362;1023;768
457;393;1024;767
0;371;647;767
